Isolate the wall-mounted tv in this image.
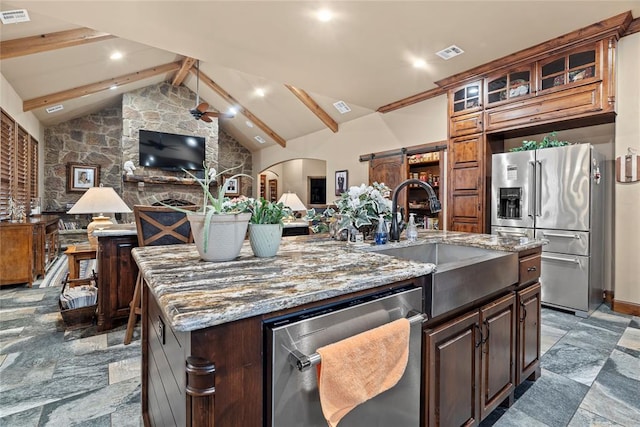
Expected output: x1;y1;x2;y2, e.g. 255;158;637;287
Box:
139;129;206;171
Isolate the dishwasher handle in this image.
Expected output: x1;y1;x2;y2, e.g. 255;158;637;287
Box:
289;311;427;372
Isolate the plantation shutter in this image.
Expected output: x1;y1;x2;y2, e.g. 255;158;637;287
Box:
0;110;15;219
29;137;38;205
15;125;30;211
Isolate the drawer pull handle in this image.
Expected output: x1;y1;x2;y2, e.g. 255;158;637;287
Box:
542;254;580;264
527;266;537;272
541;232;579;239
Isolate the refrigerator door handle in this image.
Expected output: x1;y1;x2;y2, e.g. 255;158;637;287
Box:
535;160;542;217
528;160;536;218
540;232;580;239
542;254;580;264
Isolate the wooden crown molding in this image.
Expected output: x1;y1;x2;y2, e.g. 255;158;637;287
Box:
376;11;634;114
625;16;640;36
285;85;338;133
23;61;182;112
172;57;197;86
0;27;114;60
192;68;287;148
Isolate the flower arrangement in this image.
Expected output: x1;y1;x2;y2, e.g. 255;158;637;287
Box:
247;198;291;224
333;182;392;232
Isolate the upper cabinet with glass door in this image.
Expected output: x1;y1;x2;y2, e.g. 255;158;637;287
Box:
485;66;533;107
538;42;601;93
449;80;483;117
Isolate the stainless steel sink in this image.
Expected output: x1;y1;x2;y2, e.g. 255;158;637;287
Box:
373;243;518;318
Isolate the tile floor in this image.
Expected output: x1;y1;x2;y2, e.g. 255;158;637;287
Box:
0;282;638;426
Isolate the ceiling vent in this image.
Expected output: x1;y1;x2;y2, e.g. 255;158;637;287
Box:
254;135;266;144
436;45;464;60
46;104;64;114
0;9;30;24
333;101;351;114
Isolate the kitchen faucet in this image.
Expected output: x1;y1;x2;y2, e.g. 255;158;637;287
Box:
389;179;442;241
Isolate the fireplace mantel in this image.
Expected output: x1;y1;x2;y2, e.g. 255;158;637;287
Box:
123;174;215;187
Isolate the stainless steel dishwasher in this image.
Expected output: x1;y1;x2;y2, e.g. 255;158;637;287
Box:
264;286;425;427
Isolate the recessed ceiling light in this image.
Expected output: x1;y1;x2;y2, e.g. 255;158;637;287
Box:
110;85;118;90
436;45;464;60
245;121;254;128
254;135;266;144
110;51;123;60
317;9;333;22
46;104;64;114
0;9;30;24
333;100;351;114
255;88;265;97
412;59;427;68
228;107;238;115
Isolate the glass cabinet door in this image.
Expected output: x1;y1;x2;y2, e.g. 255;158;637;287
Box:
451;81;482;115
486;67;531;106
539;44;598;92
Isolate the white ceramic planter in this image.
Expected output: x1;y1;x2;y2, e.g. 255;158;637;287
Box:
249;223;283;258
187;212;251;262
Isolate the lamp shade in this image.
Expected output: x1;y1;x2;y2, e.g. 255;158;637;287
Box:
67;186;132;247
277;192;306;211
67;187;132;215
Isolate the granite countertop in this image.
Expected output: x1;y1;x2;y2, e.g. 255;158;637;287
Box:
93;223;137;237
132;230;545;332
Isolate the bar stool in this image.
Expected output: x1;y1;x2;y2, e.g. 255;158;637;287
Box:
124;205;196;345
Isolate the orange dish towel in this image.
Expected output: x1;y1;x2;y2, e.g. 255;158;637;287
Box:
315;318;410;427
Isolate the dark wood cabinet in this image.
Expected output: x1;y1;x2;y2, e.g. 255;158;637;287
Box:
0;215;59;287
368;152;407;210
485;66;533;108
450;112;483;138
449;80;483;117
96;234;138;332
517;282;541;385
423;292;516;427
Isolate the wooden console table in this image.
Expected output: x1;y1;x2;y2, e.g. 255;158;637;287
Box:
64;244;96;280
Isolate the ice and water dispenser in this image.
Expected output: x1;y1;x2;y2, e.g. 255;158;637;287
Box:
497;187;522;219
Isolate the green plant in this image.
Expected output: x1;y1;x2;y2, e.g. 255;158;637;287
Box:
248;198;291;224
304;207;336;233
333;182;392;231
511;132;570;152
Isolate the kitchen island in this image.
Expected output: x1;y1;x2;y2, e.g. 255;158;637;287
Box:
133;231;544;427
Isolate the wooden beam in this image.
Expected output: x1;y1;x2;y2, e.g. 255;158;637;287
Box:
285;85;338;133
0;27;115;60
376;87;446;114
23;61;182;112
624;16;640;36
172;57;196;86
194;69;287;148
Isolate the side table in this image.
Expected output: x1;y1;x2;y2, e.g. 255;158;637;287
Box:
64;244;97;280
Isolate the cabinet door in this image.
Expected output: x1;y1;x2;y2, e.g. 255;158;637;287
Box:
485;66;533;107
517;282;541;385
369;153;406;212
0;225;33;286
450;112;483;138
449;80;483;117
538;42;601;93
479;293;516;420
424;310;481;427
448;134;485;233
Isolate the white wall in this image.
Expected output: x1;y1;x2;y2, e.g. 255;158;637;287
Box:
253;95;448;203
0;74;44;196
614;32;640;307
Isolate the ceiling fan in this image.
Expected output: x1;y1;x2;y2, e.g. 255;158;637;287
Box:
189;60;235;122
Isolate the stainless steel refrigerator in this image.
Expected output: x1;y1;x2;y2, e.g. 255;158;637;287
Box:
491;144;605;317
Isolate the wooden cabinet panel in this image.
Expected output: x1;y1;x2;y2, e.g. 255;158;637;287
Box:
97;234;138;331
449;220;481;234
519;253;541;285
450;168;480;192
450;112;483;137
517;282;542;385
480;294;516;420
451;194;480;218
485;82;604;133
369;153;407;209
449;80;483;117
424;310;481;427
450;134;482;168
485;66;533;107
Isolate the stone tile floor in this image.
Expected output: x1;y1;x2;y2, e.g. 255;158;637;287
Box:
0;282;638;426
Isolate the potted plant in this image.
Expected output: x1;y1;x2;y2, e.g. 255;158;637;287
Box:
165;164;252;262
333;182;392;240
247;198;291;257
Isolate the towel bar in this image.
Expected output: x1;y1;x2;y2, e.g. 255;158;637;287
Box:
288;311;427;372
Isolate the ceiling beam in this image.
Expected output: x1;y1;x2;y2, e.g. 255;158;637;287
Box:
23;61;182;112
285;85;338;133
376;87;447;114
0;27;114;60
194;69;287;148
171;57;196;86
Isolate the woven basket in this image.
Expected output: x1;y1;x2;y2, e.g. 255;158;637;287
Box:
59;272;97;329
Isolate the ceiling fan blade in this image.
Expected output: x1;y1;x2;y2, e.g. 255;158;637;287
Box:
196;102;209;113
200;114;213;123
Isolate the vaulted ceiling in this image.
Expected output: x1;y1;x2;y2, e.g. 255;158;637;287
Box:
1;1;638;152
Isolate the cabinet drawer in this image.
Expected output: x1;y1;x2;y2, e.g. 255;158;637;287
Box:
519;254;541;284
485;82;603;133
450;112;483;137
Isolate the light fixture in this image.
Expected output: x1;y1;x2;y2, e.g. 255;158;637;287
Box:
317;9;333;22
412;59;427;68
110;85;118;90
110;51;123;60
245;120;254;128
255;88;265;97
278;192;307;220
67;186;132;247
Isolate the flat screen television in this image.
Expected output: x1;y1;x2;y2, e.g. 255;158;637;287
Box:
139;129;206;171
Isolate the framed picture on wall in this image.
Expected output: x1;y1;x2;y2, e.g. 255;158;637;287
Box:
335;170;348;196
67;163;100;192
223;176;240;197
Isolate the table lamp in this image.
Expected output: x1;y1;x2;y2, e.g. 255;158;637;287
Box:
67;186;132;247
278;192;307;221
